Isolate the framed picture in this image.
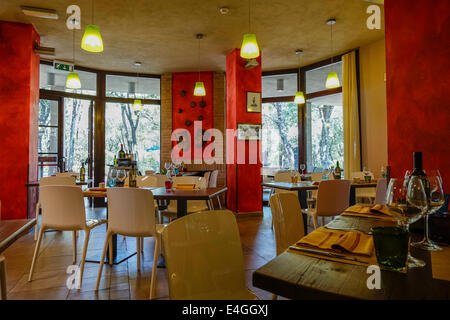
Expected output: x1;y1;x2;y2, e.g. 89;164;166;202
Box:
237;123;262;141
246;91;261;113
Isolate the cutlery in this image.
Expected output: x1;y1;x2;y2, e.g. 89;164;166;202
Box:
289;246;368;264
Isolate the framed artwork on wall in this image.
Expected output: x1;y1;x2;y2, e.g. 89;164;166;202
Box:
237;123;262;140
246;91;261;113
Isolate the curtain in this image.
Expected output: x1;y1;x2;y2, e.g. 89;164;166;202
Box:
342;51;361;178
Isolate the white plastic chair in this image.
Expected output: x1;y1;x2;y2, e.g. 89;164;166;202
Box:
270;171;299;229
374;178;387;205
28;186;106;286
161;210;256;300
302;180;351;229
35;176;77;240
160;176;209;222
207;170;222;209
95;188;163;299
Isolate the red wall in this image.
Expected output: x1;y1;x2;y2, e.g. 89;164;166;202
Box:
172;72;214;162
0;21;40;219
226;49;262;213
385;0;450;192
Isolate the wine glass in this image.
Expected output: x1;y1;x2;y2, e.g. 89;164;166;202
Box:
116;168;127;186
300;164;306;176
412;170;445;251
386;177;427;268
107;167;117;187
322;169;329;181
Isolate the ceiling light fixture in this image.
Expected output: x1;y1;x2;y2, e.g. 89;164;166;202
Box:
194;34;206;97
21;6;58;19
81;0;104;52
325;19;340;89
240;0;259;59
132;65;143;112
66;30;81;89
277;79;284;92
294;49;305;104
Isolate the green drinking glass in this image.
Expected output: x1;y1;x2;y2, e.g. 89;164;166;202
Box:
372;226;409;271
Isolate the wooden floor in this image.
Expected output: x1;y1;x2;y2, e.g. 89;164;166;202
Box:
2;206;284;300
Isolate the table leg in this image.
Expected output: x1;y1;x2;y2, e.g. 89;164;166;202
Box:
0;256;6;300
350;187;356;206
297;190;308;235
177;199;188;219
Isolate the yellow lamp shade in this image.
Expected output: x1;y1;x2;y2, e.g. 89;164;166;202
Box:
294;91;305;104
325;72;340;89
132;99;143;112
240;33;260;59
66;72;81;89
81;25;104;53
193;82;206;96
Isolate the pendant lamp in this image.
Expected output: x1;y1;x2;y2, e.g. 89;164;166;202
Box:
325;19;340;89
240;0;259;59
193;34;206;97
293;50;305;104
66;29;81;89
81;0;103;52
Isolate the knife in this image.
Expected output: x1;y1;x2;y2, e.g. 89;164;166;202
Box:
289;246;368;264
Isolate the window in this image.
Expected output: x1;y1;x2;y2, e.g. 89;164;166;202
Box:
39;64;97;96
105;102;160;176
305;93;344;171
38;99;59;178
106;74;160;99
262;102;298;170
306;61;342;94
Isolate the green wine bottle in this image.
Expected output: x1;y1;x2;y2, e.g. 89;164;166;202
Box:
410;152;430;198
80;162;85;183
118;144;126;159
334;161;342;180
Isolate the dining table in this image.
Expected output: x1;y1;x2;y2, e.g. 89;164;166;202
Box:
82;186;228;265
252;214;450;300
262;181;378;234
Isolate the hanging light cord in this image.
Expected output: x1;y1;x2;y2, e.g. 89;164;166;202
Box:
248;0;251;32
92;0;95;24
198;37;201;81
72;28;75;64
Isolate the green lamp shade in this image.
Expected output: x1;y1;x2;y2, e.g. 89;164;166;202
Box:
240;33;260;59
294;91;305;104
132;99;143;112
325;72;340;89
81;25;104;53
193;82;206;96
66;72;81;89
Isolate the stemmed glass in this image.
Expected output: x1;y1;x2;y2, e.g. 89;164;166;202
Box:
300;164;306;176
412;170;445;251
116;168;127;186
107;167;117;187
385;177;427;268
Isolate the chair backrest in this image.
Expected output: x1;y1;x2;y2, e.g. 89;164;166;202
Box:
203;171;211;188
316;180;352;217
173;176;207;189
56;172;76;178
311;172;323;182
39;186;86;230
274;171;298;182
209;170;219;187
145;170;155;176
269;193;304;255
162;210;248;300
374;178;387;205
137;175;159;188
39;176;76;186
106;188;156;236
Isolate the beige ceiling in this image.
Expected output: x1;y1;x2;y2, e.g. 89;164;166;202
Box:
0;0;385;74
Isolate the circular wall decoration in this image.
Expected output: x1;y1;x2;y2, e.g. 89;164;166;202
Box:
199;100;207;108
198;115;204;121
178;108;183;113
180;90;186;96
190;101;197;108
185;120;192;127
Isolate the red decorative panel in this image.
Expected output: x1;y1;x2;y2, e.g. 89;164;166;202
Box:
0;21;40;219
385;0;450;192
172;72;214;162
226;48;262;214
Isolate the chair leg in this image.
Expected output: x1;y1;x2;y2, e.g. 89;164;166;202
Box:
79;229;91;288
72;231;77;264
0;256;7;300
140;237;144;253
34;203;40;241
217;197;222;209
149;236;159;299
312;215;318;230
28;227;45;282
95;231;112;291
136;237;141;271
108;236;113;265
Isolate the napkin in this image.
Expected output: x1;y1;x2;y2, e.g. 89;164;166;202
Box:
296;227;374;256
344;205;393;217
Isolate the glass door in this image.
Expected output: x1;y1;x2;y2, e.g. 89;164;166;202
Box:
38;98;61;178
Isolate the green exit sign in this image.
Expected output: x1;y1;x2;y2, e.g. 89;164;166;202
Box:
53;60;74;72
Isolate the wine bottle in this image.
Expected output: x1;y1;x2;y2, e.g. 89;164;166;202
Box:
129;164;137;188
334;161;342;180
80;161;85;183
114;155;118;166
118;144;126;159
410;152;430;197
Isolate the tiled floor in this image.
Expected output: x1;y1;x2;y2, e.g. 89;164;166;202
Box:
2;206;285;300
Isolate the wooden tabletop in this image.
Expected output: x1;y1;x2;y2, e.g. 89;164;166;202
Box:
252;215;450;299
83;186;227;201
25;179;92;187
262;181;378;190
0;219;36;254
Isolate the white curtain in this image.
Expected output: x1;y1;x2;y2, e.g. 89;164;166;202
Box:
342;51;361;178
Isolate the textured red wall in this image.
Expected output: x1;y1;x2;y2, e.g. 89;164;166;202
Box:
226;49;262;213
0;21;40;219
172;72;214;162
385;0;450;192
